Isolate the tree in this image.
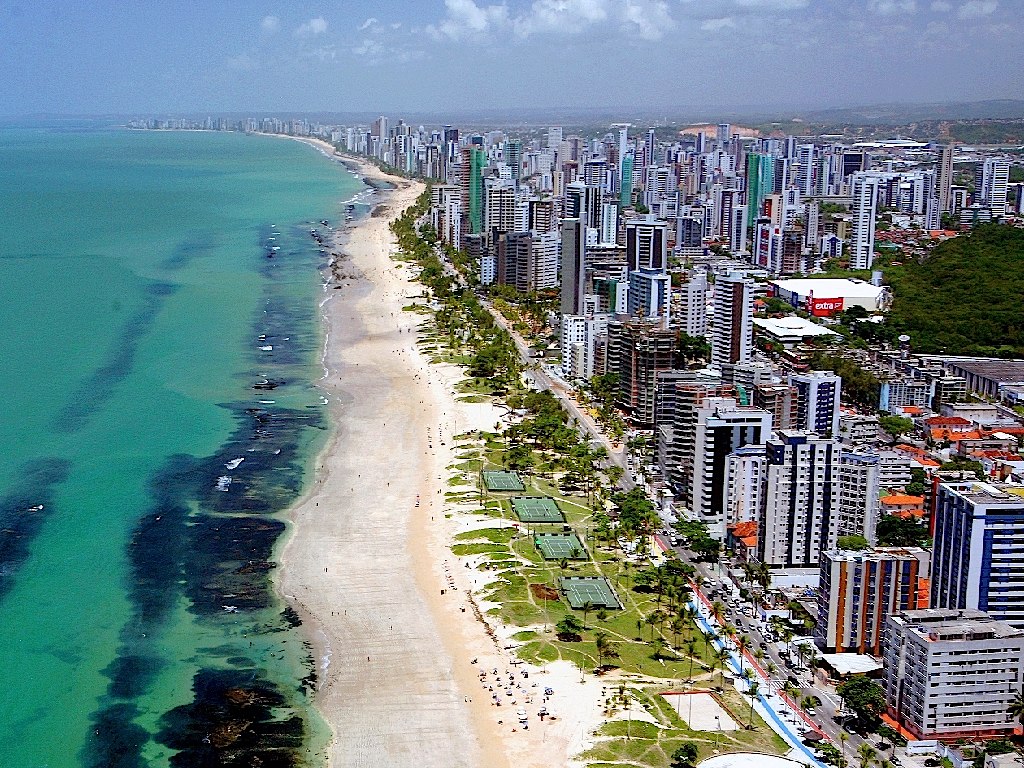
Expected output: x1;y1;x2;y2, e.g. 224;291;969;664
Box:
595;630;618;670
686;638;700;681
940;457;985;480
581;600;594;628
857;742;877;768
1008;686;1024;726
745;680;761;729
670;743;700;768
837;534;870;551
713;646;731;690
839;730;850;767
556;614;584;641
878;415;915;438
876;514;930;547
837;676;887;731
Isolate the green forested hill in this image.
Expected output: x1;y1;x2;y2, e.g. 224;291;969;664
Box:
885;225;1024;357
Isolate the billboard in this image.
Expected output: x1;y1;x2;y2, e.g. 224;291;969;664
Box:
808;296;844;317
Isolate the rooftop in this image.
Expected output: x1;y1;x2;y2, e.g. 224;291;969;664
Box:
769;277;888;299
752;316;839;339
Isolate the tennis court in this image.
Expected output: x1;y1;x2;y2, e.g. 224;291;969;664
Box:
534;532;587;560
511;496;564;523
560;577;622;610
482;471;525;492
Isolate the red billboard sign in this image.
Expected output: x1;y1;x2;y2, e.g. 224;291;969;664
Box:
808;297;844;316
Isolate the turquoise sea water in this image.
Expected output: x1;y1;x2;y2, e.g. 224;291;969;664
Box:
0;125;362;766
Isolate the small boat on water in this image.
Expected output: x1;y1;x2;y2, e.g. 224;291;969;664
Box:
225;458;245;470
216;476;232;492
259;345;273;351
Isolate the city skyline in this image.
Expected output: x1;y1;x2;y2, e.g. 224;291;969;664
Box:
2;0;1022;117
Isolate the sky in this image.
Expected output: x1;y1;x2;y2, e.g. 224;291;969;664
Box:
1;0;1022;118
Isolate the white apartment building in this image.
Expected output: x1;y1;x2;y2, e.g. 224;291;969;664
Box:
760;431;840;567
884;608;1024;740
837;450;882;542
849;172;880;270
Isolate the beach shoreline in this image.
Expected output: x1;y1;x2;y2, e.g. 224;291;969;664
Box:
277;139;603;768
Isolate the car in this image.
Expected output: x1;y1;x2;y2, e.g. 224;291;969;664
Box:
805;707;816;716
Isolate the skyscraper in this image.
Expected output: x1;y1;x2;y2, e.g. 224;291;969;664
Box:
745;152;775;228
691;398;772;538
560;218;586;316
849;172;879;270
625;216;668;273
978;158;1010;215
619;151;634;207
937;144;954;214
711;273;754;368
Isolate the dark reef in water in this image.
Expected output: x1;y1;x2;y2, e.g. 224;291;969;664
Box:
83;223;335;767
156;669;305;767
0;457;70;600
56;281;177;434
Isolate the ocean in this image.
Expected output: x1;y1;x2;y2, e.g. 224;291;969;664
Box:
0;124;364;767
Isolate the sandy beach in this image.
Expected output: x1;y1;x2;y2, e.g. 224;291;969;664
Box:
279;139;604;768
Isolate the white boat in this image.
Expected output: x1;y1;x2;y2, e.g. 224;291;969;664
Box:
259;345;273;351
216;476;232;491
225;458;245;470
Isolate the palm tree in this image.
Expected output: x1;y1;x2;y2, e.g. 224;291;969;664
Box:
681;604;698;639
710;600;726;626
765;661;778;695
746;680;761;729
713;646;731;690
581;600;593;628
670;615;686;648
839;730;850;768
736;634;751;672
685;638;700;682
857;741;876;768
595;630;617;670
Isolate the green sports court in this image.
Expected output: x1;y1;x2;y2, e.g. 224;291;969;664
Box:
534;532;587;560
511;496;564;523
560;577;622;610
482;470;526;492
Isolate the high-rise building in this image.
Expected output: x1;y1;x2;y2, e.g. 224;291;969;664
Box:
560;218;586;316
505;139;523;181
818;547;930;655
723;445;766;526
797;144;816;197
496;231;557;292
936;144;954;214
788;370;842;438
760;431;839;567
931;481;1024;628
884;608;1024;741
676;271;708;339
849;172;879;270
619;151;634;207
745;153;775;229
627;269;671;327
606;319;676;427
753;384;796;432
711;273;755;368
691;398;772;538
625;216;668;273
547;126;563;150
978;158;1010;215
837;449;882;542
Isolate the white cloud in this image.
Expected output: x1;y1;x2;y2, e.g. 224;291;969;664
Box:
621;0;675;40
514;0;608;36
930;0;952;10
260;15;280;34
295;17;328;37
427;0;511;40
701;15;736;30
358;17;378;31
353;38;383;57
957;0;997;17
869;0;916;13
